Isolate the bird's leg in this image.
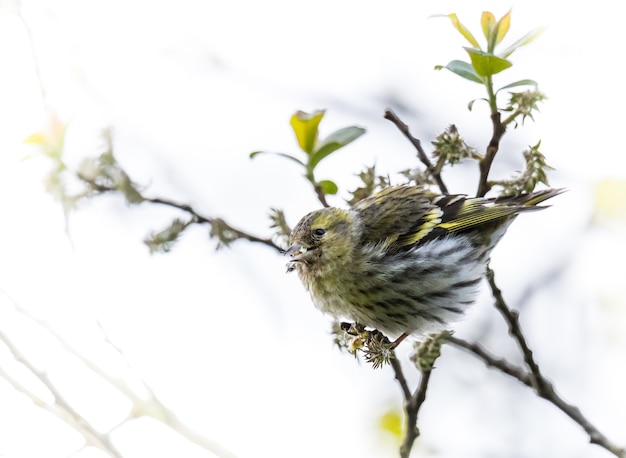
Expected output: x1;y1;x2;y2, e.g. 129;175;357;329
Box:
341;322;408;349
390;332;409;349
340;322;366;335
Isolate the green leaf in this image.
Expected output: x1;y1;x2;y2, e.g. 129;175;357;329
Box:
464;48;512;77
249;150;306;168
308;125;366;170
433;13;481;49
500;26;546;58
290;110;325;154
496;79;538;93
436;60;485;84
318;180;338;195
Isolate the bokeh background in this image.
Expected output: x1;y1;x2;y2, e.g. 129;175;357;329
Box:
1;0;625;457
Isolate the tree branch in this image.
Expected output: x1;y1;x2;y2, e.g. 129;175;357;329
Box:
143;195;282;251
389;356;411;400
486;267;546;393
389;338;443;458
313;183;330;208
480;269;626;457
383;109;449;195
476;112;506;197
79;177;283;252
400;368;433;458
447;336;532;384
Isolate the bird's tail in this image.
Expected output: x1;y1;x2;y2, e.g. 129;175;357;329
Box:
496;187;566;210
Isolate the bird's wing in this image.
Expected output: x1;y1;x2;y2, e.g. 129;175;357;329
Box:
434;188;563;234
355;186;561;254
354;186;441;250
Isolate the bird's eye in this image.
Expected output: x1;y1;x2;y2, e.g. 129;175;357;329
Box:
313;228;326;236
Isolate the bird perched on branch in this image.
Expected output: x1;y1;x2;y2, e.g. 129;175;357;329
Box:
285;185;562;346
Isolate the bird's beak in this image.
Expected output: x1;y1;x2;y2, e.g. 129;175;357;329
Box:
284;243;305;257
284;243;308;273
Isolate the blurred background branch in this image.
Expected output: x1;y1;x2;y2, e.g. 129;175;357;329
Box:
0;290;237;457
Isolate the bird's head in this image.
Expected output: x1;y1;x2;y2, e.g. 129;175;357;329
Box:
285;207;355;274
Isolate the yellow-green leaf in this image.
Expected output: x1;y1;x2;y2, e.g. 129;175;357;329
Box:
23;113;67;159
439;13;481;49
495;10;512;45
318;179;338;195
23;132;47;145
487;10;512;53
464;47;512;77
290;110;325;154
481;11;496;40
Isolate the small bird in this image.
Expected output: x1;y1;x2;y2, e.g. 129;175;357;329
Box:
285;185;562;344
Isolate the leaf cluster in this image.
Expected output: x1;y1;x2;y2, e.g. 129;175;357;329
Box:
434;10;545;115
431;124;480;171
251;110;366;207
491;142;553;196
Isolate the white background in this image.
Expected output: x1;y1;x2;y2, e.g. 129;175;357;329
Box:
1;1;625;457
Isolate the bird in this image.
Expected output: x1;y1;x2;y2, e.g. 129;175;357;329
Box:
285;185;562;345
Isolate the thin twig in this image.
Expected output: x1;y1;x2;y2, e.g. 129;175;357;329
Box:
389;355;411;400
313;183;330;208
447;336;532;385
400;368;433;458
486;267;546;394
383;109;449;195
476;112;506;197
143;195;282;251
483;269;626;457
389;344;442;458
80;177;282;252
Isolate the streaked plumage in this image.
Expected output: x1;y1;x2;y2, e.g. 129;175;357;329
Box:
286;185;562;338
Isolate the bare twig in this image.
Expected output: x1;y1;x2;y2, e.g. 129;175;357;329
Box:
476;112;506;197
383;109;449;195
447;336;532;385
482;269;626;457
389;356;411;400
143;195;282;251
80;177;282;252
486;267;546;393
400;368;433;458
313;184;330;208
388;340;442;458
